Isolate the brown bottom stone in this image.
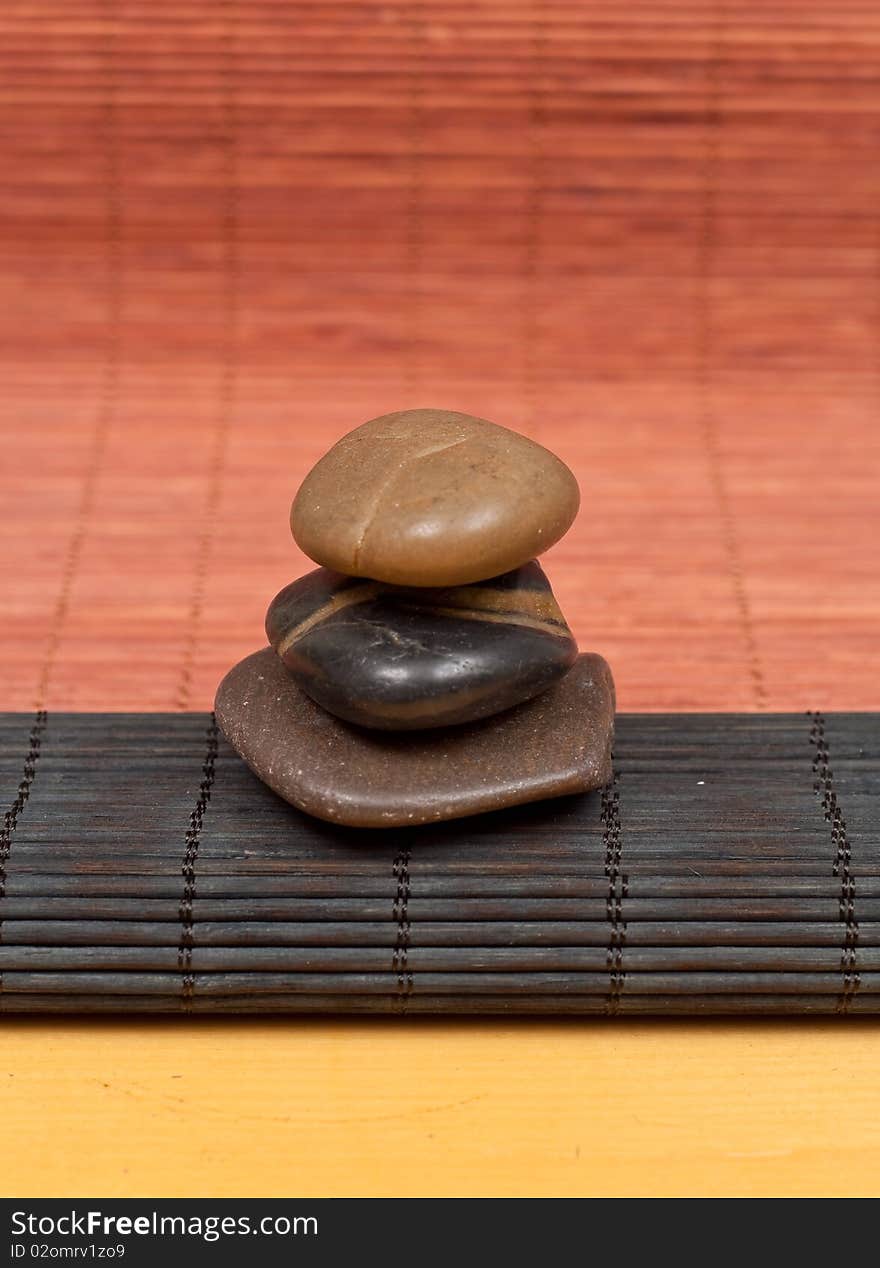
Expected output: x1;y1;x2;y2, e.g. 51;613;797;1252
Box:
215;647;615;829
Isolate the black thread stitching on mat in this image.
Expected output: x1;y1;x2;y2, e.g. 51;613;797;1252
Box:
697;6;767;709
178;716;219;1009
0;713;47;907
0;711;48;997
405;1;423;398
175;4;239;709
0;712;47;900
809;711;859;1013
601;770;626;1016
33;3;120;711
392;847;413;1011
521;0;545;429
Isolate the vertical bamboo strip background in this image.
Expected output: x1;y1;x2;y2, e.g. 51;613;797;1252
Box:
0;1;878;717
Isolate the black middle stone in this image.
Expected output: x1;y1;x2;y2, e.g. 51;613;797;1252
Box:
265;561;577;730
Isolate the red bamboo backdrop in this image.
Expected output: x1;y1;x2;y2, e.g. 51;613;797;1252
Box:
1;1;878;715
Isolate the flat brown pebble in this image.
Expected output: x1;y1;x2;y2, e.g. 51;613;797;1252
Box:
290;408;580;586
215;647;614;828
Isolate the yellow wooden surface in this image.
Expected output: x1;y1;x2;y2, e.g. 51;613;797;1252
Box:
2;1018;879;1197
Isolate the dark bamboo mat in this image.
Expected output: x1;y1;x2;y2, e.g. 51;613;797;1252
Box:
0;710;877;1016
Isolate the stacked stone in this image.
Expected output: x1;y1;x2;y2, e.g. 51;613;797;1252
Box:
216;409;615;828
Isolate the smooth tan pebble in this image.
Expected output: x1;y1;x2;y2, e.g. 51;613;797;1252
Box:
290;408;580;586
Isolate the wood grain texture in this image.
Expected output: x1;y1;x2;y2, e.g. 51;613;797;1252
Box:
4;1016;880;1198
1;709;877;1015
2;0;880;1199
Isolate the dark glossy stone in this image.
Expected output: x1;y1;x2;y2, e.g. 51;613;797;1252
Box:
265;561;578;730
215;647;615;828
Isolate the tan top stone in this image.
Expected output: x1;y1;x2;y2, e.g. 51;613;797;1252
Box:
290;408;580;586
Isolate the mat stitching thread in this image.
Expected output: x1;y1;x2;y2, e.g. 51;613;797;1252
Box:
698;5;767;710
808;711;859;1013
392;847;413;1012
178;716;220;1009
176;3;239;709
34;3;120;711
0;712;48;996
522;0;546;430
405;0;424;400
601;770;625;1016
